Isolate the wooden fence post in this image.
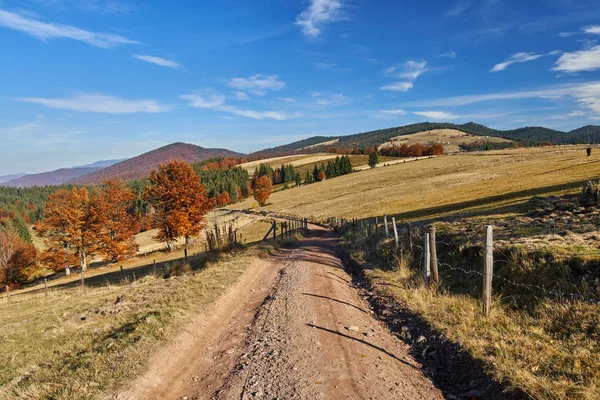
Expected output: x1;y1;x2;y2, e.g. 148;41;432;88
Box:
5;285;9;301
384;214;389;237
482;225;494;317
80;269;85;289
273;222;277;242
44;278;48;296
424;233;431;285
281;222;284;240
375;217;379;237
429;227;439;285
392;217;399;248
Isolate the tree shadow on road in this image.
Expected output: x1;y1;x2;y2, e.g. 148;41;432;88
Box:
302;292;368;314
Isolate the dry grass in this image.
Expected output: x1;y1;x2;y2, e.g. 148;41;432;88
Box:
367;266;600;399
229;146;600;221
239;153;339;175
0;247;265;399
379;129;512;153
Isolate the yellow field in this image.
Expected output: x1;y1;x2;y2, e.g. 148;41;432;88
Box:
240;153;338;175
380;128;512;153
229;146;600;221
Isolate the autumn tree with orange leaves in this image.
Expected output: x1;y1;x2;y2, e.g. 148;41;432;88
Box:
215;192;233;208
36;187;100;275
94;180;139;262
145;161;213;259
0;230;38;287
253;175;272;206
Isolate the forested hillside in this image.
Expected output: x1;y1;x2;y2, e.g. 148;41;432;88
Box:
252;123;600;156
70;143;243;184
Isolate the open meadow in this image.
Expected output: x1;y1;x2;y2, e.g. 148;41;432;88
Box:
230;146;600;221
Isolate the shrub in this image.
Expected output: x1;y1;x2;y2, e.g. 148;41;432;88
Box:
580;180;600;206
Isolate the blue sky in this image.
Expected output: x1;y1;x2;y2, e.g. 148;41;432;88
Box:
1;0;600;174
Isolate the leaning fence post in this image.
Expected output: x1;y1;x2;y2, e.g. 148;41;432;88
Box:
392;217;399;248
424;233;431;285
482;225;494;317
384;214;389;237
429;227;439;285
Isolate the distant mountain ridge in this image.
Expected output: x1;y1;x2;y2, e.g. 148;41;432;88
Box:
69;142;243;184
252;123;600;156
2;167;102;188
0;173;26;184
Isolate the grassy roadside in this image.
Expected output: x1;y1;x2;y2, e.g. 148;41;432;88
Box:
0;247;267;400
339;224;600;400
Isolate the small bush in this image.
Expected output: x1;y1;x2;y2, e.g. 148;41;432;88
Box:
580;180;600;206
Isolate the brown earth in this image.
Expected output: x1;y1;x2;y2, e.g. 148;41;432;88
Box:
116;227;443;400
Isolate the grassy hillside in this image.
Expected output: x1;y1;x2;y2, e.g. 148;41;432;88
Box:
231;146;600;220
252;123;600;157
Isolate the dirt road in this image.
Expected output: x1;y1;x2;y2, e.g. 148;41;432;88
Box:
118;227;442;400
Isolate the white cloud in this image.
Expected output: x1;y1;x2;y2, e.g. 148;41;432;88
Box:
15;94;170;113
414;111;458;120
217;105;301;120
181;92;300;120
227;74;285;95
559;32;576;38
406;82;600;118
0;8;138;48
491;52;543;72
312;62;336;69
553;45;600;73
379;109;406;115
296;0;344;38
386;60;427;80
380;82;413;92
277;97;296;103
360;57;380;64
583;25;600;35
569;110;586;116
437;51;457;59
180;93;226;109
311;92;350;106
233;91;250;101
133;54;181;70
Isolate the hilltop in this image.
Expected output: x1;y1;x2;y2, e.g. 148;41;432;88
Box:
69;143;243;184
252;123;600;156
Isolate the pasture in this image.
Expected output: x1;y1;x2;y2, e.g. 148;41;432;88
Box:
230;146;600;221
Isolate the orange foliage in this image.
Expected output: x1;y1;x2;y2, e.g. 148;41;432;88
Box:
94;180;139;262
0;230;38;287
318;171;326;181
37;187;100;272
215;192;233;207
253;175;272;206
145;161;213;249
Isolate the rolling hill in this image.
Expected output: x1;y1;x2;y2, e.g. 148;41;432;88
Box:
252;123;600;156
0;173;26;184
2;167;103;187
70;142;243;184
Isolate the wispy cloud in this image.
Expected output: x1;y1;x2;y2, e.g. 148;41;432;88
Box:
381;60;427;92
234;91;250;101
381;82;413;92
181;92;300;120
406;82;600;117
553;45;600;73
227;74;285;96
437;51;457;59
311;62;350;71
311;92;350;106
277;97;296;103
296;0;345;38
179;93;226;108
29;0;136;15
583;25;600;35
414;111;459;120
15;94;171;113
0;8;138;48
133;54;182;70
491;52;543;72
446;0;473;17
360;57;380;64
375;109;407;119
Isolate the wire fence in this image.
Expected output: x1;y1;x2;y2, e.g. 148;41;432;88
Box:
324;215;600;313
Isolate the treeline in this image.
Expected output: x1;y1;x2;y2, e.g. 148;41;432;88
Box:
252;163;302;186
252;155;353;187
379;143;444;157
459;141;519;152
